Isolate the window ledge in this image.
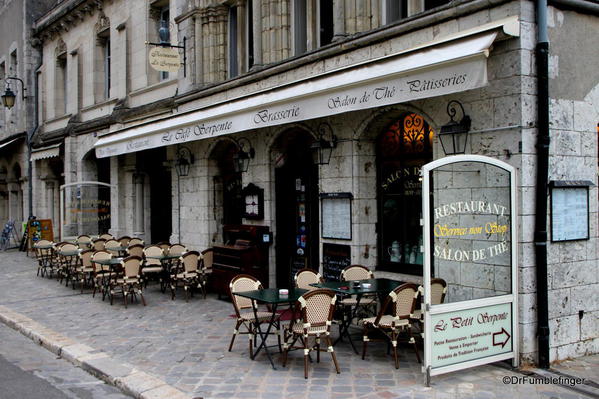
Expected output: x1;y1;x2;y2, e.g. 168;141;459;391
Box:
44;113;72;125
130;78;177;98
81;98;119;113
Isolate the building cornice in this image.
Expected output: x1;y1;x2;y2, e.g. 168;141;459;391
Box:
34;0;103;42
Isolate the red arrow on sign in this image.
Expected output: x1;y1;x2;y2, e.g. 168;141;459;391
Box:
492;327;511;348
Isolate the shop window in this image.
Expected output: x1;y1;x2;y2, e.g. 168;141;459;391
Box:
149;0;170;82
377;113;434;275
228;5;239;78
158;6;170;81
55;45;67;115
247;0;254;69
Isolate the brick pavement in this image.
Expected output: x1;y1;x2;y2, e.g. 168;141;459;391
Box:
0;249;596;399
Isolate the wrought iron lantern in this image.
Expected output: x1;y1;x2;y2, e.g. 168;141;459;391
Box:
310;122;338;165
232;137;255;173
175;146;194;177
439;100;471;155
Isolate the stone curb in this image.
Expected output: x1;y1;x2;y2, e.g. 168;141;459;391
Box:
0;305;197;399
531;368;599;399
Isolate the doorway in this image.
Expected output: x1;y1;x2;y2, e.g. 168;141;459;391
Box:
138;148;172;243
274;131;319;288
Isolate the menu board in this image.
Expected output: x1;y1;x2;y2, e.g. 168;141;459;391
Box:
551;185;589;241
321;193;352;240
322;243;351;282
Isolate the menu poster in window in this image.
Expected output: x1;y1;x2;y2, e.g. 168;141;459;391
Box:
322;243;351;282
550;181;592;242
321;193;353;240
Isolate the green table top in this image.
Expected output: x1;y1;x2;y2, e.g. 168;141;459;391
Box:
93;257;123;265
105;246;128;251
235;288;308;304
59;250;82;257
145;254;180;260
33;244;53;249
311;278;405;296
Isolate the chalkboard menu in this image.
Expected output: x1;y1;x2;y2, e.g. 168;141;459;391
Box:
322;243;351;282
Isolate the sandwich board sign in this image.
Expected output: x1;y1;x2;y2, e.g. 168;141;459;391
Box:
422;155;518;384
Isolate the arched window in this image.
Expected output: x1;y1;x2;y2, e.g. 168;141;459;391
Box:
377;113;434;275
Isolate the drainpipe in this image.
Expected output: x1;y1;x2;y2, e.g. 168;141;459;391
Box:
534;0;550;369
27;47;42;220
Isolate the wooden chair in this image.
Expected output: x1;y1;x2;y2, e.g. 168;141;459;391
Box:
56;243;80;287
282;289;340;379
126;244;144;258
156;241;170;251
34;239;54;277
170;251;205;301
91;250;112;299
109;255;146;308
128;237;144;246
339;264;377;321
411;278;447;332
105;239;121;257
228;274;279;358
294;268;324;290
142;245;165;288
361;283;421;368
76;235;92;250
200;248;213;292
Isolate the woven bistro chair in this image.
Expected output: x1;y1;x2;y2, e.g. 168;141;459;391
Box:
126;244;145;258
156;241;171;251
117;236;132;247
57;243;80;287
49;242;68;278
282;289;340;379
99;233;114;240
339;264;377;320
361;283;421;368
92;238;106;251
91;250;113;299
128;237;144;246
228;274;281;358
294;268;324;290
109;255;146;308
76;235;93;250
200;248;214;292
74;250;96;293
411;278;447;332
142;245;165;288
105;239;121;257
167;243;187;257
170;251;205;301
34;239;54;277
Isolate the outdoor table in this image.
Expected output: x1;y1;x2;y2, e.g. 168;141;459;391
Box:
105;245;128;256
57;249;83;288
93;257;124;300
311;278;405;353
33;243;54;250
235;288;307;370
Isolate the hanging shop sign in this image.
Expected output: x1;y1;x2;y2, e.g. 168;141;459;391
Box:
148;47;181;73
422;155;518;384
94;18;523;158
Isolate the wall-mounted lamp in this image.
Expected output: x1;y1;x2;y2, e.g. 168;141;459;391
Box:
439;100;471;156
232;137;255;173
175;146;195;177
1;77;26;109
310;122;338;165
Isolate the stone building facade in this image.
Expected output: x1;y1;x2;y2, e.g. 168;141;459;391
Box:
31;0;598;366
0;0;55;236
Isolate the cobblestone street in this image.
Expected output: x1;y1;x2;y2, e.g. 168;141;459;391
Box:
0;250;596;399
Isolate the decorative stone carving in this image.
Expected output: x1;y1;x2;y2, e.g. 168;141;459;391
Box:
55;38;67;58
95;12;110;35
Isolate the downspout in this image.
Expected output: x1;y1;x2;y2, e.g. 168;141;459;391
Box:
27;50;42;220
534;0;550;369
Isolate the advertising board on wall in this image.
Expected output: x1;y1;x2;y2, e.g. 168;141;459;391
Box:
422;155;518;383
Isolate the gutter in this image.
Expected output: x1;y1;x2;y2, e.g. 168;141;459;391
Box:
534;0;551;369
549;0;599;15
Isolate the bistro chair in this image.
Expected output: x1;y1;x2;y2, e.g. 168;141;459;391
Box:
74;250;96;293
92;238;106;251
167;243;187;257
99;233;114;240
228;274;280;358
142;245;165;288
170;251;205;301
294;268;324;290
76;235;93;250
57;243;80;287
361;283;421;368
128;237;144;246
34;239;54;277
339;264;377;320
282;289;340;379
109;255;146;308
411;278;447;332
117;236;132;247
91;250;113;299
156;241;171;251
105;239;121;257
200;248;214;292
126;243;145;258
49;242;69;277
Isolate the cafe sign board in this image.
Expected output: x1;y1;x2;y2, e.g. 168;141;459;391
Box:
148;47;181;73
422;155;518;383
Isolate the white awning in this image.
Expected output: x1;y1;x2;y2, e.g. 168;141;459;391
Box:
95;17;519;158
31;144;61;161
0;137;21;151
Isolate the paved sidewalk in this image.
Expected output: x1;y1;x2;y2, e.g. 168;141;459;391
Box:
0;250;596;399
